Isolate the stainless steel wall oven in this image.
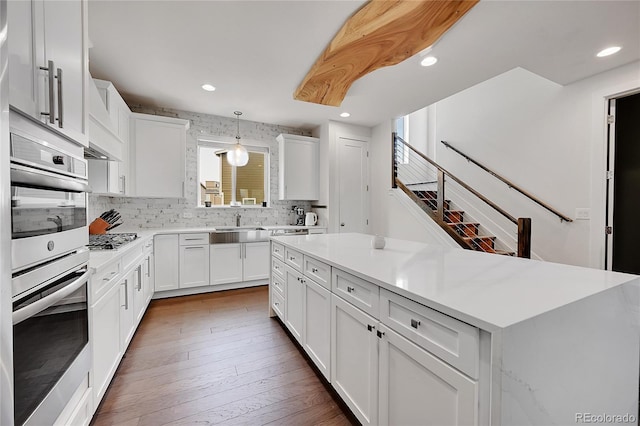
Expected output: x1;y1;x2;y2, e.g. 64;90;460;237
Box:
10;111;91;425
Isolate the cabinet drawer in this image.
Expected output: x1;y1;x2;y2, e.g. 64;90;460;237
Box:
380;288;479;379
272;242;285;261
121;244;143;271
91;260;121;302
304;256;330;290
272;258;285;278
284;247;303;271
143;238;154;252
179;233;209;245
332;268;379;318
271;270;285;297
272;288;285;321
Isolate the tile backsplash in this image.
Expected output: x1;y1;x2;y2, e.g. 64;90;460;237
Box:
89;106;313;229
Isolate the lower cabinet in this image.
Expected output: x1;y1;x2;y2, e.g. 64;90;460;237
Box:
303;277;331;380
119;269;135;350
154;234;179;291
91;282;122;404
180;244;210;288
331;293;379;426
243;241;270;281
210;243;243;285
284;265;304;344
378;323;478;426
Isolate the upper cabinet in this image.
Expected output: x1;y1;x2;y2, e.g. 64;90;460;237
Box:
8;0;89;146
277;134;319;200
130;113;190;198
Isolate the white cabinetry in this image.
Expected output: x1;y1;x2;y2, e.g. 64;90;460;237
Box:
154;234;179;292
130;113;189;198
303;277;331;380
378;323;478;426
284;266;304;344
210;242;269;285
180;244;210;288
119;269;135;350
90;280;122;404
243;241;270;281
277;134;319;200
331;293;379;425
8;0;88;145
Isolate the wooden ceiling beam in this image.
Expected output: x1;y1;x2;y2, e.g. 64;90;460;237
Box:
293;0;479;107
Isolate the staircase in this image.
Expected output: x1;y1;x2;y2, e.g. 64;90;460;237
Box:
410;188;513;255
393;134;531;258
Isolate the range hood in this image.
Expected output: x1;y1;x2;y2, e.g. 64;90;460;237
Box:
86;77;124;161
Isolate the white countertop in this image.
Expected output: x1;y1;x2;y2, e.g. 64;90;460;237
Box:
271;233;640;331
88;225;325;271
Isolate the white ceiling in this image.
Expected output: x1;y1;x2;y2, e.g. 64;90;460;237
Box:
88;0;640;130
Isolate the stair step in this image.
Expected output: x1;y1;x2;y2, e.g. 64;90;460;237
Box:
447;222;480;238
443;210;464;223
420;198;451;210
463;235;496;252
413;190;437;199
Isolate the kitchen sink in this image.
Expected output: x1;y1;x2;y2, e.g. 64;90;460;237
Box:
210;228;270;244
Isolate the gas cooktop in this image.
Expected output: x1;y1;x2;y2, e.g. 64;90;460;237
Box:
88;233;138;250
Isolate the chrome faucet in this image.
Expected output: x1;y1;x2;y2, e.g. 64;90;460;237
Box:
47;215;63;232
235;213;241;227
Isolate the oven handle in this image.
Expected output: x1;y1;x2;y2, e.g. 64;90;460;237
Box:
13;268;89;325
11;167;91;193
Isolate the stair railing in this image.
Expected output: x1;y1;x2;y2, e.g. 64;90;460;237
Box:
392;133;531;258
441;140;573;223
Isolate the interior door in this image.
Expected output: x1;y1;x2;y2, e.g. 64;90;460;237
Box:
337;137;369;233
607;92;640;273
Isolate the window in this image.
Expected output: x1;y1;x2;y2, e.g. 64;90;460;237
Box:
197;140;269;207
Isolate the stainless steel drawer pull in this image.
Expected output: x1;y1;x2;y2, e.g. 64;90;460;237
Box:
289;256;295;261
311;267;318;273
274;248;279;253
274;302;280;307
411;319;421;329
347;286;355;293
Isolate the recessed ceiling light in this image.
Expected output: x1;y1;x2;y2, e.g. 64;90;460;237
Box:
201;84;216;91
597;46;621;57
420;56;438;67
340;112;350;118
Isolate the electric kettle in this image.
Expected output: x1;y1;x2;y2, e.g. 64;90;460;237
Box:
305;212;318;226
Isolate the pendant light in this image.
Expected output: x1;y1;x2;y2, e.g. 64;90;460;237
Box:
227;111;249;167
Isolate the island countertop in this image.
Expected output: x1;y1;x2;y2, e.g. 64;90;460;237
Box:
270;232;640;331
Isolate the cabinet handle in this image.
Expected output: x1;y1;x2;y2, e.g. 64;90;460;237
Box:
289;256;295;261
311;267;318;273
377;330;385;339
56;67;63;128
410;319;421;329
274;248;279;253
146;257;151;278
39;60;55;124
102;271;117;281
367;324;375;332
346;286;355;293
274;302;280;307
121;280;129;309
138;266;142;291
121;175;126;194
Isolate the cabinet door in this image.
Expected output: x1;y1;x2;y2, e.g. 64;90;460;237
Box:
154;235;179;291
132;115;187;197
243;242;270;281
279;135;319;200
144;253;154;304
119;271;135;350
91;282;122;403
210;244;242;285
304;278;331;380
179;244;210;288
285;266;304;344
132;264;146;325
331;294;378;426
378;324;478;426
42;0;87;144
8;0;42;118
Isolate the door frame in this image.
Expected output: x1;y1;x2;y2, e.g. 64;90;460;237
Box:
588;76;640;270
331;134;370;234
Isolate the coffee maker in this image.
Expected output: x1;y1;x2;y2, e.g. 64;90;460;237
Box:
292;206;305;225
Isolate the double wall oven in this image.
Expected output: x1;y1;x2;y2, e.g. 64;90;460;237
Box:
10;110;91;426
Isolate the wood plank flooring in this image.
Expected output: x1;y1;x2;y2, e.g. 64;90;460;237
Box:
91;286;355;426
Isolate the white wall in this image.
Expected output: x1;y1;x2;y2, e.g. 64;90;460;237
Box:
371;62;640;267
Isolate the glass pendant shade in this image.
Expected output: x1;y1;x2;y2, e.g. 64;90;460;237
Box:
227;142;249;166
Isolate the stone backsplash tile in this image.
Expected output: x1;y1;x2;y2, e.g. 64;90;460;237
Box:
89;106;314;229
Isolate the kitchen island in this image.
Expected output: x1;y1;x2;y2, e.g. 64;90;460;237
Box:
269;232;640;425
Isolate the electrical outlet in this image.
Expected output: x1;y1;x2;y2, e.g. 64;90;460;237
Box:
183;212;194;219
575;208;590;220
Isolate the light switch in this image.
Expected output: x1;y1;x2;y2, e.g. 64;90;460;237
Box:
183;212;194;219
575;208;590;220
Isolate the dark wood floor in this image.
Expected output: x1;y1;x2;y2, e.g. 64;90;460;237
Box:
92;286;354;426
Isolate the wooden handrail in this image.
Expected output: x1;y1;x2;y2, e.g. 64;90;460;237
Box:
441;140;573;222
395;135;517;224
